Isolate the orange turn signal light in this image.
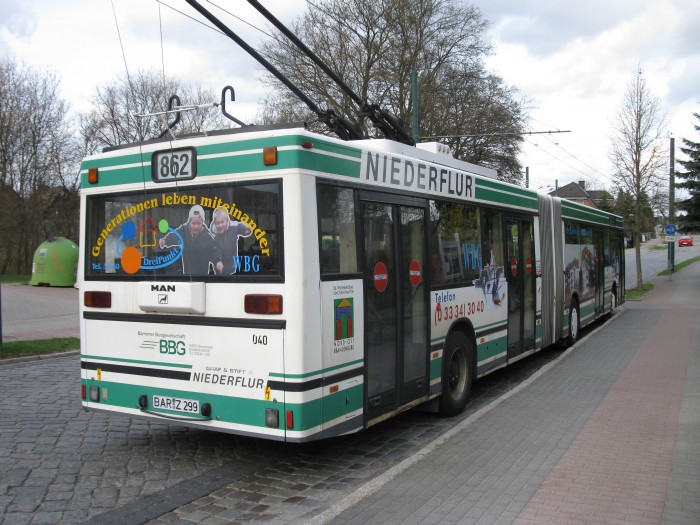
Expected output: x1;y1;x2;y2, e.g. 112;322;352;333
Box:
88;167;99;184
263;146;278;166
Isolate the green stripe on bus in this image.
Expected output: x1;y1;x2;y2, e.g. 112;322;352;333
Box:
195;135;303;155
561;200;622;226
80;134;363;187
82;355;192;369
80;150;360;187
268;359;364;379
476;335;507;362
430;356;442;381
296;151;361;178
84;379;363;431
302;138;363;159
580;300;596;321
81;152;148;170
475;186;538;210
477;177;538;198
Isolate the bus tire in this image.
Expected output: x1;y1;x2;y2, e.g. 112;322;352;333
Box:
567;299;580;346
439;331;474;416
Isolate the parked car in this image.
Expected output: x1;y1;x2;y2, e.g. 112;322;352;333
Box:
678;235;693;247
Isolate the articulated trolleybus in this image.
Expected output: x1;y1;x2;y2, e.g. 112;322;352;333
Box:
79;124;624;442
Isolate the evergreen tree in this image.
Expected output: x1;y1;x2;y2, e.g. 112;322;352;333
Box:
676;111;700;232
597;191;615;213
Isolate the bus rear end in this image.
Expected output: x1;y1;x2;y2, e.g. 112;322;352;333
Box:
79;128;315;441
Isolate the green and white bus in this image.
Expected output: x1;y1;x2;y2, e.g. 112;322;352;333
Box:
79;124;624;442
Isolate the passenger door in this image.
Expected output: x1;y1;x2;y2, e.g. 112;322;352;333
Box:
361;196;429;421
505;217;536;359
594;230;605;315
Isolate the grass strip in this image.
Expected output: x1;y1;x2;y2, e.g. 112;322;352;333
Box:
0;338;80;359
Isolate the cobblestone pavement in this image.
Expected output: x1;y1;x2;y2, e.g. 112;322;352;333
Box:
0;336;569;525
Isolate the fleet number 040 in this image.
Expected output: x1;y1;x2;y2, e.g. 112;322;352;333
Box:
253;334;268;345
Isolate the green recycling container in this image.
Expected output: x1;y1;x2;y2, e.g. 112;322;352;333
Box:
29;237;79;287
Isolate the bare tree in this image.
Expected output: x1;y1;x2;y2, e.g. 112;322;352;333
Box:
257;0;525;182
79;70;236;153
609;65;668;290
0;58;79;275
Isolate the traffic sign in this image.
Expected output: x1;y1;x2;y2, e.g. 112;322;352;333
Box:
408;260;421;287
665;224;676;236
665;235;676;243
373;262;388;292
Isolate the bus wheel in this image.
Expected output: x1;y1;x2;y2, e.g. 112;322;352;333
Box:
567;299;580;346
439;331;473;416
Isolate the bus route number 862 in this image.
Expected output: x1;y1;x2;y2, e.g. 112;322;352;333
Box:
152;147;197;182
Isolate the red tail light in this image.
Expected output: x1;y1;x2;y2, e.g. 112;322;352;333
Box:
245;294;282;314
84;291;112;308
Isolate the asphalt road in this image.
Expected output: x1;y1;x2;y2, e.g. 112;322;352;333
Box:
624;239;699;289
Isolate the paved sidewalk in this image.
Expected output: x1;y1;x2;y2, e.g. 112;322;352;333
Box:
0;283;79;342
323;265;700;525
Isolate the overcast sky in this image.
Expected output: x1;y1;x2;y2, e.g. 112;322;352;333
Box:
2;0;699;193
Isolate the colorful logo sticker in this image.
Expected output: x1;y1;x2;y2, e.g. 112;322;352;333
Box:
334;298;354;341
117;219;184;275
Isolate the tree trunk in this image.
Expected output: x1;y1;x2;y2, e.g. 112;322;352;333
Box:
634;231;644;290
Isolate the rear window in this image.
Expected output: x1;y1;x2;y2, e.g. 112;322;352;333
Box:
86;181;282;280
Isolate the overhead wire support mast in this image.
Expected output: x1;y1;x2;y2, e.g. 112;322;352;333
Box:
184;0;364;141
246;0;415;146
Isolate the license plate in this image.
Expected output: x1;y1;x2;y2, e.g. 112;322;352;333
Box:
152;395;199;414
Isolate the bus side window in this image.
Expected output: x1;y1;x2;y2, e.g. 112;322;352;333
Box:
429;201;481;285
480;208;503;275
317;185;357;275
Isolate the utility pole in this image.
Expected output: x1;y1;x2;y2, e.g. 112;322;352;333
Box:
0;228;3;347
411;69;419;145
670;137;675;220
668;137;675;274
0;274;3;347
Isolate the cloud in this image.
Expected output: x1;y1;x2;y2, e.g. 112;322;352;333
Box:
482;0;649;55
472;0;700;189
2;0;307;116
0;0;35;35
0;0;36;57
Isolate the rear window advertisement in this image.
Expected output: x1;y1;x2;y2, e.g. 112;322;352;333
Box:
87;183;280;278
